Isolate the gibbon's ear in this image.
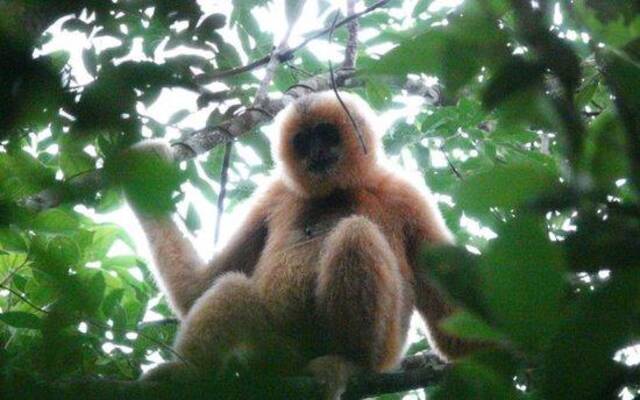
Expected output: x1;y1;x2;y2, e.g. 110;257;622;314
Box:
274;91;384;197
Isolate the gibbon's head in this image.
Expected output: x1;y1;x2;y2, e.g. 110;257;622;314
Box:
275;91;382;197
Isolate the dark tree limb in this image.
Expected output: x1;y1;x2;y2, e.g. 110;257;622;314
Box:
22;70;444;211
0;353;448;400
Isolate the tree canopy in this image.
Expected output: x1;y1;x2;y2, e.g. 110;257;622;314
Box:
1;0;639;399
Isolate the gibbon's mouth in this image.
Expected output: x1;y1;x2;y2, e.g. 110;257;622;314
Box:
308;155;340;173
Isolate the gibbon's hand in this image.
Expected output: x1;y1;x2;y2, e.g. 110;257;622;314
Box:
120;140;178;216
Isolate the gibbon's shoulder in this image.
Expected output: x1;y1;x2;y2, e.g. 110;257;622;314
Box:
368;169;454;243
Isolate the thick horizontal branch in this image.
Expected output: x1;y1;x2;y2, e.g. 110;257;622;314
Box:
1;353;447;400
22;70;444;211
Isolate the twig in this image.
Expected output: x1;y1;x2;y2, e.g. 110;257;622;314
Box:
328;12;368;154
195;0;390;86
343;0;359;71
213;1;305;243
214;142;232;245
0;256;29;287
0;284;49;314
440;146;463;180
287;0;391;61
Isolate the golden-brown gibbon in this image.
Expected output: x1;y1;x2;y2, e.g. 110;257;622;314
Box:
127;91;475;397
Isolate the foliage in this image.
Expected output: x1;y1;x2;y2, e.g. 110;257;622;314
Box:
1;0;639;399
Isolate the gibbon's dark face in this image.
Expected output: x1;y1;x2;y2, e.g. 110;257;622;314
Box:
292;122;342;174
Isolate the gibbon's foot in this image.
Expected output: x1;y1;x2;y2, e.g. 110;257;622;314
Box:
173;272;272;372
316;216;405;371
307;355;358;400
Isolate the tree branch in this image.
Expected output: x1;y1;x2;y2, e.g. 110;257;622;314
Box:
212;1;305;240
1;353;448;400
23;70;445;211
342;0;359;71
195;0;390;85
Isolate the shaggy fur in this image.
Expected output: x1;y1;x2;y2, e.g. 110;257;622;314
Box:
130;91;472;397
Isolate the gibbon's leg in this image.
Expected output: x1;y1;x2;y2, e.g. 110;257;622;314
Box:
315;216;405;372
415;278;482;361
172;272;301;377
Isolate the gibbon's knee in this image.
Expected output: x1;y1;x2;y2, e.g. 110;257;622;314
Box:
315;216;405;371
174;272;273;371
416;280;485;362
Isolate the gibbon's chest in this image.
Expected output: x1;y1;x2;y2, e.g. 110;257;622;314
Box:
253;189;360;332
260;189;357;268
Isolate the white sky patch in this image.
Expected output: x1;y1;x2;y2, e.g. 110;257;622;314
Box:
102;342;133;355
460;213;498;240
429;148;449;169
553;3;563;25
429;0;464;12
141;351;166;372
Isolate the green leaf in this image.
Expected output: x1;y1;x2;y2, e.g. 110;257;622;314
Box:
47;236;81;268
0;311;42;330
364;4;508;95
109;146;183;216
441;311;506;343
456;163;560;215
86;272;106;314
198;13;227;40
32;209;79;233
167;109;190;125
0;228;27;252
583;110;629;188
540;270;640;400
482;58;545;110
102;288;125;316
185;203;201;233
365;77;393;110
412;0;430;17
479;215;566;353
432;360;520;400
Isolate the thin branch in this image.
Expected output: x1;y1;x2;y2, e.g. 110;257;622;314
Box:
214;142;232;245
0;284;49;314
0;257;29;287
343;0;359;71
194;0;391;85
287;0;391;60
440;145;464;180
213;1;305;244
328;12;368;154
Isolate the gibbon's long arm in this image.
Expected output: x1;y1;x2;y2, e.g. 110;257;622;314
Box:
400;185;478;361
134;205;268;318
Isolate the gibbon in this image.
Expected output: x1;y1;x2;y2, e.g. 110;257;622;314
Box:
127;91;476;397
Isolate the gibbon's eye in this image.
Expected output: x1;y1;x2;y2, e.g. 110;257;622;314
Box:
292;131;309;157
